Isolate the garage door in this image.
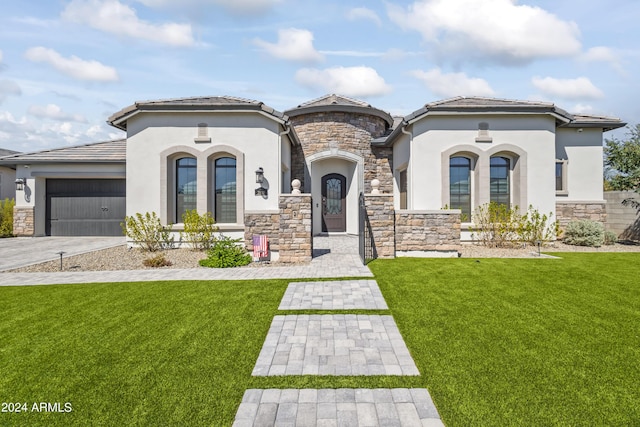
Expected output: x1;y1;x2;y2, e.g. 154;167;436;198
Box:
46;179;126;236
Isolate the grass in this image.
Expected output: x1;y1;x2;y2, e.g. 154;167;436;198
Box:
0;253;639;425
369;253;640;426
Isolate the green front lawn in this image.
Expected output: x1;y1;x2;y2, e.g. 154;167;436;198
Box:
1;253;639;425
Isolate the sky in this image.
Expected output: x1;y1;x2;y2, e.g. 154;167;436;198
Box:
1;0;639;153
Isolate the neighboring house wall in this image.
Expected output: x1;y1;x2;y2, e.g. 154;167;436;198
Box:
0;166;16;200
604;191;640;240
125;112;286;238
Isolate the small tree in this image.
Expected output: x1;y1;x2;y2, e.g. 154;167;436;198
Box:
121;212;174;252
605;124;640;211
181;210;218;250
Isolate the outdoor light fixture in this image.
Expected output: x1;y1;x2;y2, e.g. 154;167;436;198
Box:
15;178;25;191
255;187;268;197
255;167;264;184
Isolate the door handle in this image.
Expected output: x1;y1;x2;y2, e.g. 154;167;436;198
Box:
322;197;327;214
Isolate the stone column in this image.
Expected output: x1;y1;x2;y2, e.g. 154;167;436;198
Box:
364;194;395;258
13;206;35;236
244;211;280;256
278;194;313;263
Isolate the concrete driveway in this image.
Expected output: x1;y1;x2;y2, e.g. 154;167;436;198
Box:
0;236;125;271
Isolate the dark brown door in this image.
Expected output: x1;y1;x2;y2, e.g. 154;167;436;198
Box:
321;173;346;232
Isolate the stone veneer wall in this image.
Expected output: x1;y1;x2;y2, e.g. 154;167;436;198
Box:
556;201;607;231
13;206;34;236
278;195;313;263
290;112;392;194
244;211;280;253
395;211;461;252
364;194;395;259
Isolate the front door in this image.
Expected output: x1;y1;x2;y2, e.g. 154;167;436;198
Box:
321;173;346;232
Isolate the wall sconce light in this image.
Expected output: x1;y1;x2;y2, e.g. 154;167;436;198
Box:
15;178;25;191
255;187;268;197
255;167;264;184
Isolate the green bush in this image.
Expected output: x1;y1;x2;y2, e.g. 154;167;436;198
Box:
604;230;618;245
181;210;218;250
142;254;173;268
121;212;174;252
0;198;15;237
199;236;252;268
563;220;605;247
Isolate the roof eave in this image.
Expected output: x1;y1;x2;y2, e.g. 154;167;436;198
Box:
285;104;394;127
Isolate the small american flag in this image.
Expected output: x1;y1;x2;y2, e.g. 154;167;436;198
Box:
252;235;268;260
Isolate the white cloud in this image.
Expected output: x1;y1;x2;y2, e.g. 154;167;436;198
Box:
254;28;324;63
295;66;392;97
136;0;281;16
24;47;119;82
388;0;581;65
28;104;88;123
410;68;495;97
0;110;122;151
532;76;604;100
571;103;595;114
581;46;617;63
62;0;194;47
0;80;22;103
347;7;382;26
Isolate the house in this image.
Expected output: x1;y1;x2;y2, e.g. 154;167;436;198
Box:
2;94;625;261
0;148;20;201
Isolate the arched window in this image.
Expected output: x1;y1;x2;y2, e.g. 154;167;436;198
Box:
176;157;197;222
490;156;510;207
215;157;236;223
450;157;471;218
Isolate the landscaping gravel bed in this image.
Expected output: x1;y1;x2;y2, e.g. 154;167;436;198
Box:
5;241;639;273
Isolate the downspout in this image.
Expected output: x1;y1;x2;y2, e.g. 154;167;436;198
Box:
400;122;412;210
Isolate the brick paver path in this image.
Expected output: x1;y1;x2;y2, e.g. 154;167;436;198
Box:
279;280;388;310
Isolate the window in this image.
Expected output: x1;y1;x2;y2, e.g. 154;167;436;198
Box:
450;157;471;218
490;156;510;207
215;157;236;223
399;169;407;209
556;160;567;194
176;157;197;222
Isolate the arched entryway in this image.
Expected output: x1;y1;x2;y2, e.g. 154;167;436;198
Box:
321;173;346;232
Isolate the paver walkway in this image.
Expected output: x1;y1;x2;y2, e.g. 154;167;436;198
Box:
252;315;419;377
0;235;372;286
279;280;388;310
234;388;443;427
237;271;444;425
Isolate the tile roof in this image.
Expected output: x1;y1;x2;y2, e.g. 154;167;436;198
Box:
285;93;394;126
0;148;20;157
108;95;285;131
0;139;126;164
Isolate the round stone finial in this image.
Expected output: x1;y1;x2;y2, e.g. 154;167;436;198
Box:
291;179;302;195
371;178;381;195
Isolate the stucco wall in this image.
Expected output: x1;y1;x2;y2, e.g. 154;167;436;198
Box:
0;166;16;200
555;128;605;201
125;112;285;226
409;114;557;219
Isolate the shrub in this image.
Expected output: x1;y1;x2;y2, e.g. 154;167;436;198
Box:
121;212;174;252
604;230;618;245
0;198;15;237
181;210;218;250
199;236;252;268
563;220;605;247
142;254;173;268
516;205;556;245
471;202;521;247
